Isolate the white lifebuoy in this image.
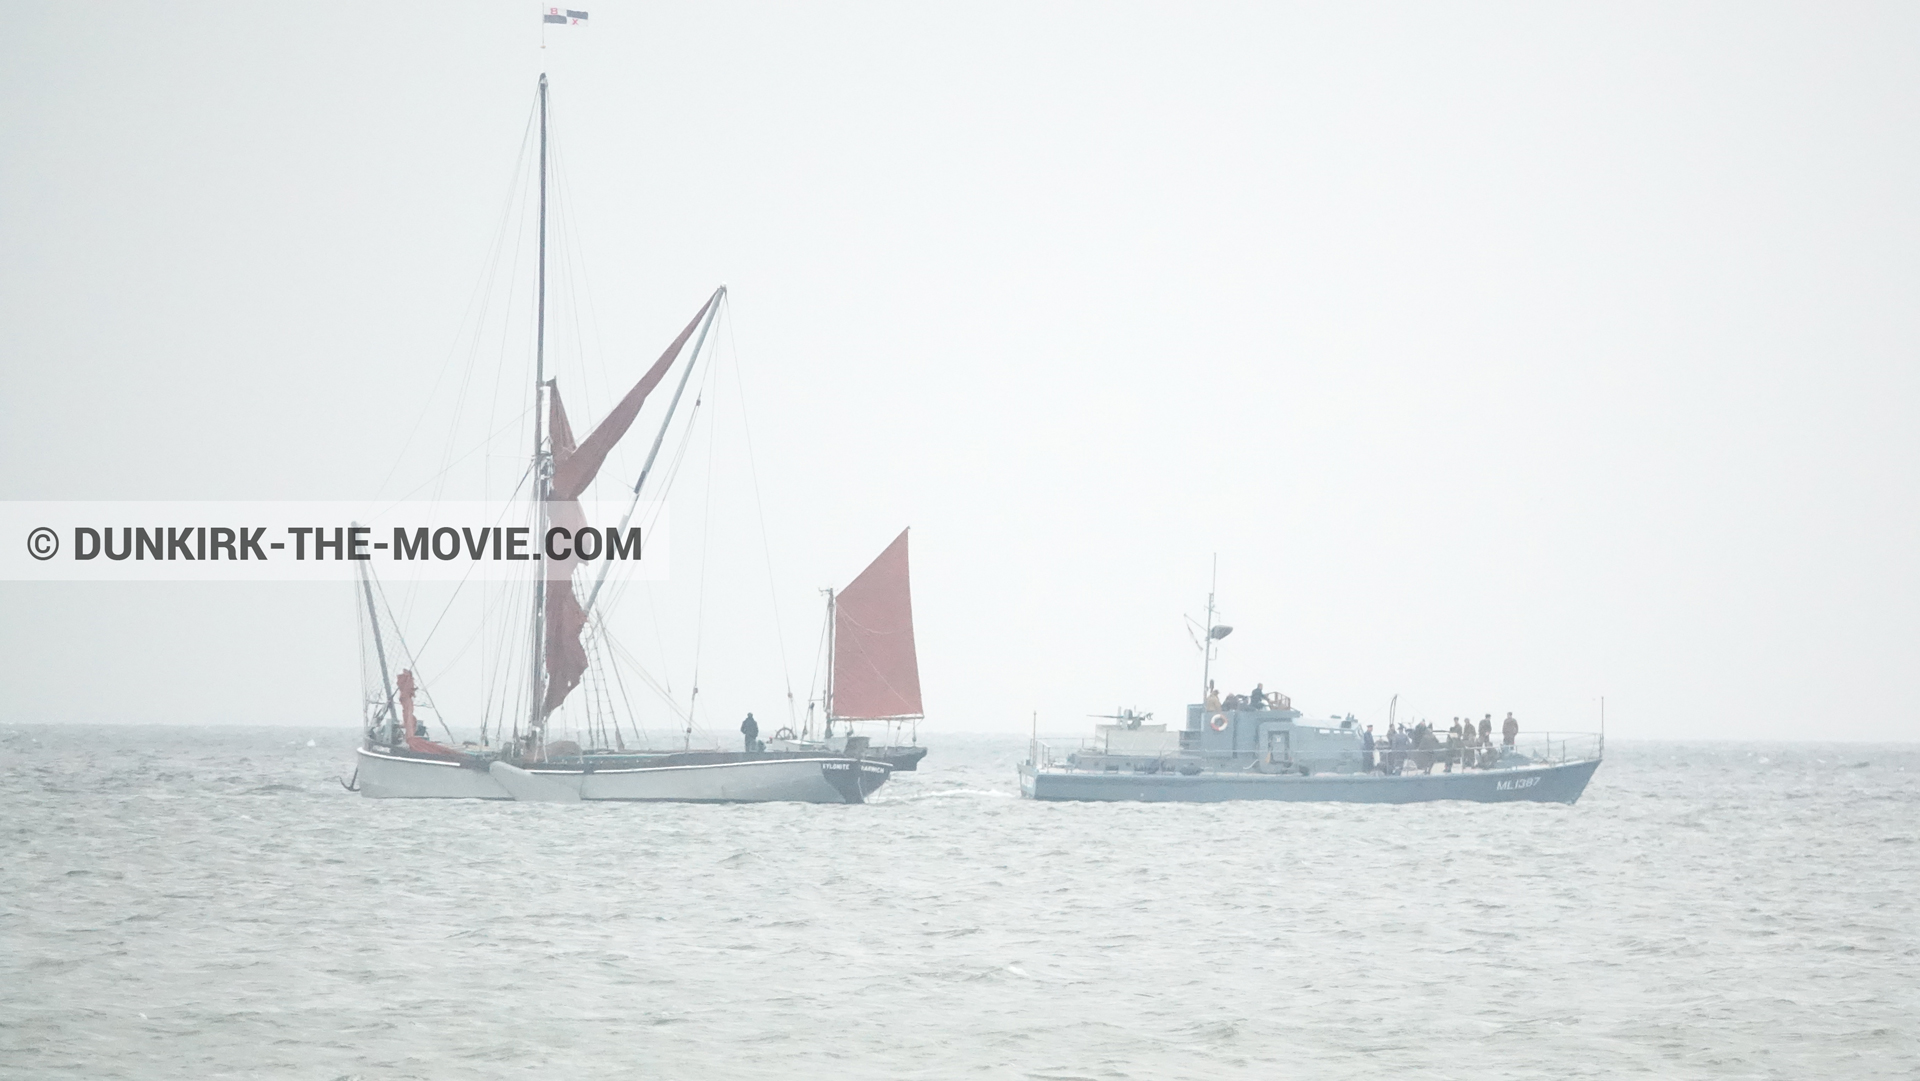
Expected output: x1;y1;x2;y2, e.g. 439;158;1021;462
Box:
1209;713;1229;732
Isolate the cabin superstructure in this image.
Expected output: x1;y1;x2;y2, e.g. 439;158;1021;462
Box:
1060;702;1368;776
1181;704;1368;775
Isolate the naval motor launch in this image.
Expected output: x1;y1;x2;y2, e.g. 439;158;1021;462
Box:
1019;566;1602;804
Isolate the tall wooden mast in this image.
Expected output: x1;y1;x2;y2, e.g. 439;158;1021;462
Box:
527;72;552;745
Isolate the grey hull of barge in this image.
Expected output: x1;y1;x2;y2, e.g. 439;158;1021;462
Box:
355;745;891;804
1019;757;1600;804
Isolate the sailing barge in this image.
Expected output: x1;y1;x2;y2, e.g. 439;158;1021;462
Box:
351;75;889;804
766;529;930;771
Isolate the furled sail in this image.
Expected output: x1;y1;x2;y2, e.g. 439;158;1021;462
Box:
539;385;591;718
396;668;463;758
831;528;923;720
538;296;715;719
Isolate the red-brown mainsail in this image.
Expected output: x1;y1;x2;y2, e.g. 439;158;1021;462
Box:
830;529;923;721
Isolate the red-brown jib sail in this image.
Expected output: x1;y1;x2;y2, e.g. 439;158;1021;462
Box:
831;529;923;720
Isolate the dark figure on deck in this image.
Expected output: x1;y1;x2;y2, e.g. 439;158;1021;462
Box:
740;713;760;752
1478;715;1495;766
1250;684;1267;709
1502;712;1519;748
1416;724;1440;773
1362;724;1376;772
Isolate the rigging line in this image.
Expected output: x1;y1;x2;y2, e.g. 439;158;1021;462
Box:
377;403;537;510
407;462;535;665
376;96;540;502
568;641;589;749
587;625;633;752
721;297;799;729
597;616;640;750
391;131;532;634
356;576;371;728
593;383;710;630
580;290;725;619
544;123;588;418
546;119;617;439
685;354;723;750
593;381;711;679
596;416;709;705
368;569;461;746
591;631;609;748
575;329;719;703
486;563;522;746
579;626;603;749
478;533;510;746
491;522;538;748
803;595;830;729
478;586;493;744
482;562;531;747
429;169;524;509
426;103;537;511
600;623;691;724
507;565;531;747
606;633;683;718
484;155;537;513
597;635;621;749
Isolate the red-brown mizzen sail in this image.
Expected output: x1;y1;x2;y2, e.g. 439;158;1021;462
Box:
831;528;923;720
538;295;714;719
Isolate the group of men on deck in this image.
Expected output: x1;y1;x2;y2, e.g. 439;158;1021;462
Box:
1203;681;1290;713
1361;713;1520;774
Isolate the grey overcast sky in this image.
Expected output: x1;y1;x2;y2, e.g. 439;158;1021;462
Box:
2;3;1916;741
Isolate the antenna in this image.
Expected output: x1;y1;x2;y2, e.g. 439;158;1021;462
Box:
1198;554;1230;712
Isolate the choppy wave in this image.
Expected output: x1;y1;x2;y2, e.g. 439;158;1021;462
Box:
1;726;1917;1079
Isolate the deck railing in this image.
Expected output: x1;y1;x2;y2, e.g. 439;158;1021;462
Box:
1028;731;1602;771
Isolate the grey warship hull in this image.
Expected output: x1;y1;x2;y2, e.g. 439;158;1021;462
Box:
1020;756;1599;804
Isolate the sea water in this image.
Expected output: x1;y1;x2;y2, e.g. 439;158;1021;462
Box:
1;726;1915;1080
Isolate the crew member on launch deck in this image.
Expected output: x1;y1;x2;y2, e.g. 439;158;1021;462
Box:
740;713;759;752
